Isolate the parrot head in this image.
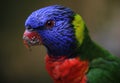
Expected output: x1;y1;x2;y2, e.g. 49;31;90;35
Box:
23;5;88;57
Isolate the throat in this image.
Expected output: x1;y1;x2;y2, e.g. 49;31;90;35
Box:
45;55;89;83
46;45;76;57
44;37;76;57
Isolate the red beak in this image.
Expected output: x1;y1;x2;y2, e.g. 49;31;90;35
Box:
23;30;42;48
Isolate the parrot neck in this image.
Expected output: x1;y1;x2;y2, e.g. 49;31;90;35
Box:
77;36;112;61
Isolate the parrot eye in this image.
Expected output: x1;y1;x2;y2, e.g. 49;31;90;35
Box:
45;20;55;28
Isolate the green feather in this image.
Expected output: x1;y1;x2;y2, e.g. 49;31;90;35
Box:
72;14;120;83
87;56;120;83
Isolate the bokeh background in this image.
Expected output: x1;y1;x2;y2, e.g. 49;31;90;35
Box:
1;0;120;83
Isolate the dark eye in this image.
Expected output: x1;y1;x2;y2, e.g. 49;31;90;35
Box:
46;20;55;28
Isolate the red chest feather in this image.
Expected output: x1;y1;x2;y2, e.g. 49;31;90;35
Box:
45;55;89;83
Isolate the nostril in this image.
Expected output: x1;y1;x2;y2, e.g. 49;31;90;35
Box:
26;26;34;31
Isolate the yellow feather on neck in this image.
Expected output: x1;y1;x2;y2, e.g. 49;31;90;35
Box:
72;14;85;46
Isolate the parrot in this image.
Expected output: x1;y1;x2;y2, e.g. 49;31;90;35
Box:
23;5;120;83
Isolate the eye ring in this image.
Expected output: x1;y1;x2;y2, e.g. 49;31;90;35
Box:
45;20;55;28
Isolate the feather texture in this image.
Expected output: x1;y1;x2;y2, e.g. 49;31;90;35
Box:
45;55;89;83
23;5;120;83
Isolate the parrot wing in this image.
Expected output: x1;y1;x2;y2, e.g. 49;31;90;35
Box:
87;56;120;83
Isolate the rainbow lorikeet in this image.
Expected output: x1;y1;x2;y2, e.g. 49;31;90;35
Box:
23;5;120;83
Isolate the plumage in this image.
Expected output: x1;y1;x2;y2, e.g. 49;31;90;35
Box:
45;55;88;83
23;5;120;83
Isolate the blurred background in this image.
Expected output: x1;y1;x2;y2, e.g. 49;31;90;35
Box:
1;0;120;83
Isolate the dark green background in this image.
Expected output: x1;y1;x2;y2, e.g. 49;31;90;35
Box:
1;0;120;83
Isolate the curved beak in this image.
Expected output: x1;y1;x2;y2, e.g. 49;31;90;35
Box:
23;30;42;48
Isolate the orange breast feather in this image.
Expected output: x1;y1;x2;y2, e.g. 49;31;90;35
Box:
45;55;89;83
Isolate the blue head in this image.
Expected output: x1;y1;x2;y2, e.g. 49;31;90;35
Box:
24;5;77;57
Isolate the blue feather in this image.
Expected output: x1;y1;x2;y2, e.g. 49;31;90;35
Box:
25;5;76;56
